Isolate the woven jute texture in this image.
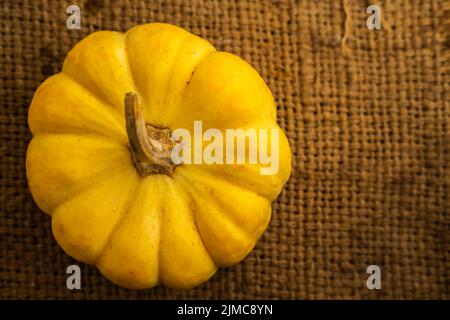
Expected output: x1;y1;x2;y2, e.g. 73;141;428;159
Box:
1;0;449;299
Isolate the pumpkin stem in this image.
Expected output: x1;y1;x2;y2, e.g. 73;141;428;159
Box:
125;92;178;176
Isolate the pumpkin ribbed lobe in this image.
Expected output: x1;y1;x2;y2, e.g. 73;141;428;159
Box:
124;92;178;176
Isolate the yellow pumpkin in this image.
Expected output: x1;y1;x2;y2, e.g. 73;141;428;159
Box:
26;23;291;289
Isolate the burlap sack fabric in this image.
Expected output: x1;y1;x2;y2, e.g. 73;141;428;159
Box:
1;0;449;299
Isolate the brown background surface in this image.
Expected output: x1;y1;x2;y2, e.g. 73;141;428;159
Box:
1;0;449;299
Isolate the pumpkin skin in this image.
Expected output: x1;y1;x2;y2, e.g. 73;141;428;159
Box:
26;23;291;289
